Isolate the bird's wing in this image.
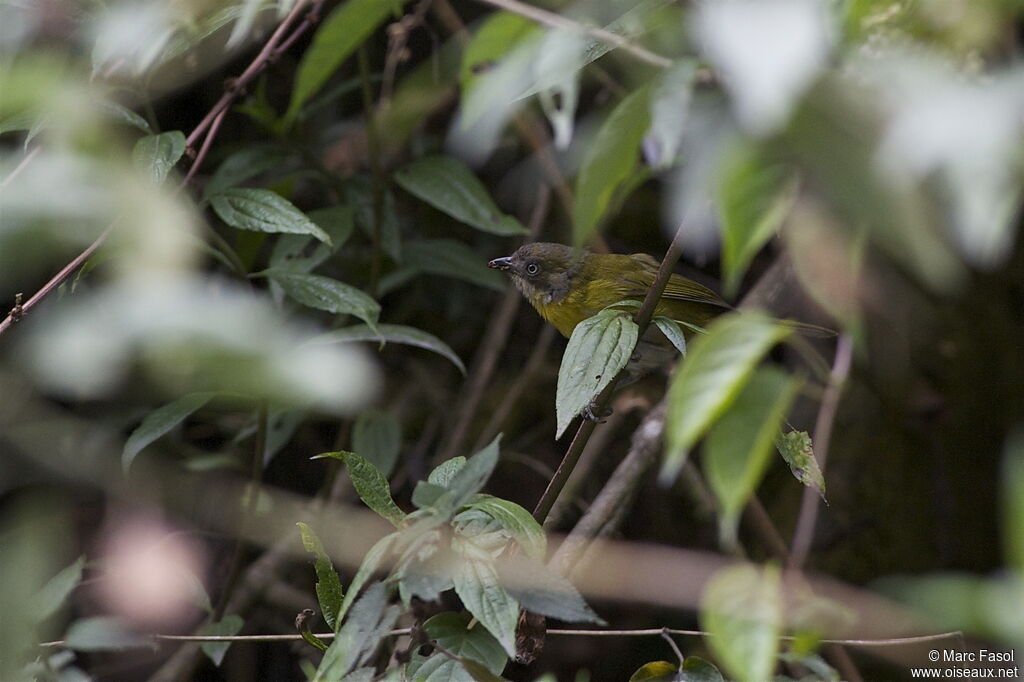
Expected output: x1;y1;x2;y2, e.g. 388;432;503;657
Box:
622;254;731;308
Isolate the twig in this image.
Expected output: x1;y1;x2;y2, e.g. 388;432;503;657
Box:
0;145;41;190
532;223;687;525
439;185;550;462
179;107;227;190
467;0;672;69
788;333;854;569
184;0;312;151
0;227;112;337
39;627;964;648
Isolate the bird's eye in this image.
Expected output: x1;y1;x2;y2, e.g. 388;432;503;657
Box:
525;262;540;276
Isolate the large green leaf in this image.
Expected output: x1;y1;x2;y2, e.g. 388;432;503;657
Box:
310;323;466;375
704;367;801;547
408;612;508;682
132;131;186;185
122;392;217;472
260;269;380;332
446;436;502;511
428;457;467;488
285;0;403;123
403;239;506;292
211;188;331;244
453;558;519;657
662;312;790;483
314;452;405;527
352;408;402;476
317;582;401;680
574;86;651;245
499;557;603;625
394;156;526;236
297;522;345;630
701;564;781;682
717;143;795;296
465;496;545;560
459;12;536;96
337;534;398;625
556;309;638;438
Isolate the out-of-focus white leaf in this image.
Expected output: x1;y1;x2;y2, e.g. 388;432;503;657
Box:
860;47;1024;268
91;1;175;77
695;0;832;135
20;276;379;414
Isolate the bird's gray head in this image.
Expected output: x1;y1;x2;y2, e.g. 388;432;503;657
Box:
487;242;584;304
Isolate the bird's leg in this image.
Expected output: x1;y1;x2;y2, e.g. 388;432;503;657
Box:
583;400;612;423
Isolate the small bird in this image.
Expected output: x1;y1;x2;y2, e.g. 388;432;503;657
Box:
488;242;731;381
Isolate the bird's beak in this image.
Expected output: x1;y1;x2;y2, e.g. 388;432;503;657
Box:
487;256;512;271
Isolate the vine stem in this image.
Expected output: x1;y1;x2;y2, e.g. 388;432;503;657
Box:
532;224;685;525
38;627;964;648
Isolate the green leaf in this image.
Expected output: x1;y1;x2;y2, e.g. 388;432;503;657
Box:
204;145;296;199
1004;429;1024;572
353;408;402;476
429;457;467;488
662;312;790;483
653;316;687;356
132;131;186;185
776;430;827;502
499;557;603;625
678;657;725;682
337;534;398;625
199;615;244;667
407;611;508;682
286;0;403;124
269;206;355;273
466;496;545;560
574;86;651;245
260;269;380;332
453;558;519;657
211;188;331;244
395;156;526;236
701;564;781;682
717;143;796;296
403;239;507;292
318;582;401;680
628;662;678;682
64;617;151;651
556;309;639;438
99;100;153;133
310;323;466;375
446;436;502;510
412;481;450;509
347;177;403;263
704;367;801;548
297;523;345;630
122;392;217;472
31;556;85;622
332;452;406;527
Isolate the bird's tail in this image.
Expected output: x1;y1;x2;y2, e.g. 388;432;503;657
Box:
778;319;837;338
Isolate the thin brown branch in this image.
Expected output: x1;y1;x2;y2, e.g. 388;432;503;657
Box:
789;333;854;569
0;227;112;337
467;0;673;69
39;626;964;648
179;107;227;189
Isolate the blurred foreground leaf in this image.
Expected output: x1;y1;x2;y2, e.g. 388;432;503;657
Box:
701;564;781;682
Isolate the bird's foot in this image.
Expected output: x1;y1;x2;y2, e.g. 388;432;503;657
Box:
583;401;612;423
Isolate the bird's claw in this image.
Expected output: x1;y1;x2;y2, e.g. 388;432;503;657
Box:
583;401;612;423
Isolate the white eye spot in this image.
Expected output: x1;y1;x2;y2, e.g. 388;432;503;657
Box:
526;262;540;276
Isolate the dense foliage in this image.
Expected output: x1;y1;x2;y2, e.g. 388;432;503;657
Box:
2;0;1024;680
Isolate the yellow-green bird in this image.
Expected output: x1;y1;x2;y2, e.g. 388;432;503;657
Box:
488;242;732;381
